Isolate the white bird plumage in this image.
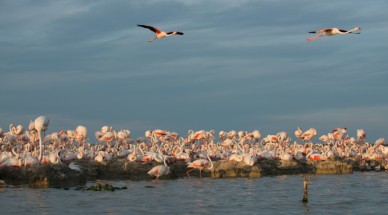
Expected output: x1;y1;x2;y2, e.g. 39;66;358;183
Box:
186;153;214;179
34;116;49;161
147;156;170;182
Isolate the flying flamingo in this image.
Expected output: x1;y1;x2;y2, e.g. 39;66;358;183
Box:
34;116;49;161
307;27;361;41
186;153;214;179
137;24;184;42
147;156;170;182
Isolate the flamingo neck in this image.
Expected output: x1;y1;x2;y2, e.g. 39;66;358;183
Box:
163;156;168;166
207;154;214;170
38;130;43;161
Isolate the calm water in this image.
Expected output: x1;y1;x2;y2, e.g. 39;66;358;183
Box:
1;172;388;215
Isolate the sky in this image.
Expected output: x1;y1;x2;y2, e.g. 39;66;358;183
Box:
1;0;388;142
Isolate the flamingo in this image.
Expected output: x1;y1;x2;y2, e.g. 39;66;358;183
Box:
332;127;347;143
69;161;82;172
219;130;227;141
117;129;131;143
356;129;366;142
0;128;4;141
307;27;361;41
34;116;49;161
319;135;329;144
147;156;170;182
306;148;326;161
137;24;184;42
301;128;317;143
252;130;261;143
295;127;303;143
277;131;289;143
75;125;87;146
227;130;238;140
9;124;24;137
186;153;214;179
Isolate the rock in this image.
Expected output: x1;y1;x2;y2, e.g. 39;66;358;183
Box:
0;158;380;187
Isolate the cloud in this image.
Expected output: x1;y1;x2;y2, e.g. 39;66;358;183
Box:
1;0;388;143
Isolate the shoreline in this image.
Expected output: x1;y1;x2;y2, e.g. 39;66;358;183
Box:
0;158;384;188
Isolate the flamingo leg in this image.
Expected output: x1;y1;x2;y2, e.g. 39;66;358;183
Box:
148;37;156;42
199;169;202;179
307;34;324;41
186;168;195;179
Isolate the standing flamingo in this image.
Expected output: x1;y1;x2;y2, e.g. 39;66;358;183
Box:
34;116;49;161
138;24;184;42
301;128;317;143
295;127;303;143
0;128;4;141
75;125;87;146
147;156;170;182
307;27;361;41
186;153;214;179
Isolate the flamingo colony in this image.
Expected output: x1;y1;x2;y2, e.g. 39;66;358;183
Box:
1;116;387;180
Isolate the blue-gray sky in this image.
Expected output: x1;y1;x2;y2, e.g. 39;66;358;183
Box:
1;0;387;142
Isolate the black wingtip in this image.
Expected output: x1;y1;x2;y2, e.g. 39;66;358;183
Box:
309;31;316;34
176;32;184;35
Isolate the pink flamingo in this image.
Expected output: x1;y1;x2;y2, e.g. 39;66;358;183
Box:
301;128;317;143
307;27;361;41
74;125;87;146
186;153;214;179
356;129;366;142
34;116;49;161
147;156;170;182
137;24;184;42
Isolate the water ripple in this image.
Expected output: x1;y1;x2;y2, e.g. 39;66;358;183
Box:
1;172;388;214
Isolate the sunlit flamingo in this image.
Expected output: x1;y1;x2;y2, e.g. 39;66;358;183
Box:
332;127;347;143
319;135;329;144
356;129;366;142
219;130;227;141
228;153;243;162
186;153;214;179
375;138;385;147
0;128;4;140
252;130;261;143
227;130;237;139
262;134;278;144
75;125;87;146
307;27;361;41
9;124;24;137
34;116;49;161
137;24;184;42
301;128;317;142
0;155;22;167
66;130;76;145
95;126;112;140
147;156;170;182
23;152;39;166
306;148;326;161
295;127;303;142
277;131;289;142
279;149;293;161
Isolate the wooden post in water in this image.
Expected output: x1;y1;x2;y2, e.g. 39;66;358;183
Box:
302;176;308;203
